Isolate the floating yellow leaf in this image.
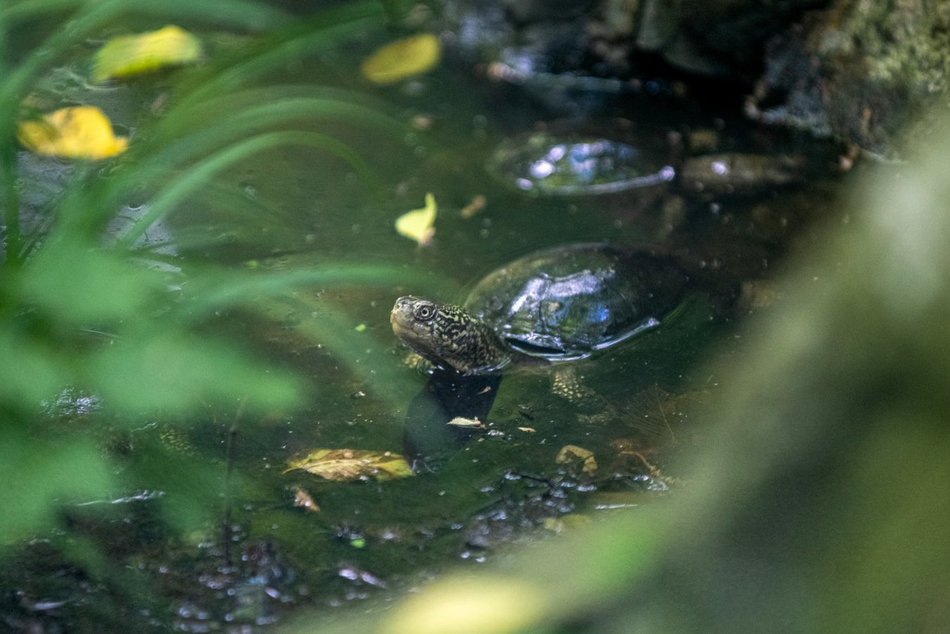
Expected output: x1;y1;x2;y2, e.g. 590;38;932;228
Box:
285;449;413;481
446;416;484;429
18;106;128;159
460;194;486;219
555;444;598;475
92;25;203;82
384;576;547;634
361;33;441;85
395;192;437;246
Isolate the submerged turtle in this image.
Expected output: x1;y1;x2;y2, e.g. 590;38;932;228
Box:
487;130;676;197
390;243;691;376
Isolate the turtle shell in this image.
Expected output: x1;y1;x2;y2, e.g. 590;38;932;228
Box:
487;129;676;197
463;243;689;360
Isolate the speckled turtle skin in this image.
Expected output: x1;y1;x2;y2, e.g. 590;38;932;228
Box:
391;243;689;375
391;297;513;374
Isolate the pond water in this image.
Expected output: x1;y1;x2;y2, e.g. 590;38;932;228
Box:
1;16;844;632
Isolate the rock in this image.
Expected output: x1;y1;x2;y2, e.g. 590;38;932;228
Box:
438;0;948;156
679;153;807;196
747;0;950;157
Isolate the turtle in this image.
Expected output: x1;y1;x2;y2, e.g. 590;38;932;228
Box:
487;129;676;197
390;242;691;376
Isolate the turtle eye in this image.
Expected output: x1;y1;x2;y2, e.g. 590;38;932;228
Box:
413;302;436;321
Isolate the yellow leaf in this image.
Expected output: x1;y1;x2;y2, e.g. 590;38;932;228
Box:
384;576;547;634
18;106;128;160
92;25;203;82
555;444;598;475
285;449;413;481
460;194;486;219
395;192;437;246
446;416;484;429
361;33;441;85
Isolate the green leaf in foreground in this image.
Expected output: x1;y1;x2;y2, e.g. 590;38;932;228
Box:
17;237;158;325
0;329;72;408
0;428;112;544
89;330;302;416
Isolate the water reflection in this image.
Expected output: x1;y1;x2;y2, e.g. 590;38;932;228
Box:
402;370;501;472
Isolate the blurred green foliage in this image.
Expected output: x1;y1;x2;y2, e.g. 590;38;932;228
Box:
0;0;407;551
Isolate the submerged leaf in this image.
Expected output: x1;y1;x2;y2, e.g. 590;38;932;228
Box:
446;416;484;429
292;486;321;512
361;33;441;85
395;192;437;245
92;25;203;82
286;449;413;481
460;194;486;219
556;444;598;475
18;106;128;159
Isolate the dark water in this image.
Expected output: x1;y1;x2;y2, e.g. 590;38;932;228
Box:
1;21;843;632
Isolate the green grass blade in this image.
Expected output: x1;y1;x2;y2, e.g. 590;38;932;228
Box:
114;130;381;249
141;94;406;171
261;293;420;407
177;1;384;105
104;0;291;31
0;0;289;30
0;0;291;108
0;2;123;106
155;88;406;142
177;265;431;320
0;0;89;22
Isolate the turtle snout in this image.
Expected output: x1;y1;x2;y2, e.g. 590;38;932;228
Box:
391;296;417;331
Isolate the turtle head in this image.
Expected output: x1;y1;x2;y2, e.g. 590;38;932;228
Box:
391;296;511;375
